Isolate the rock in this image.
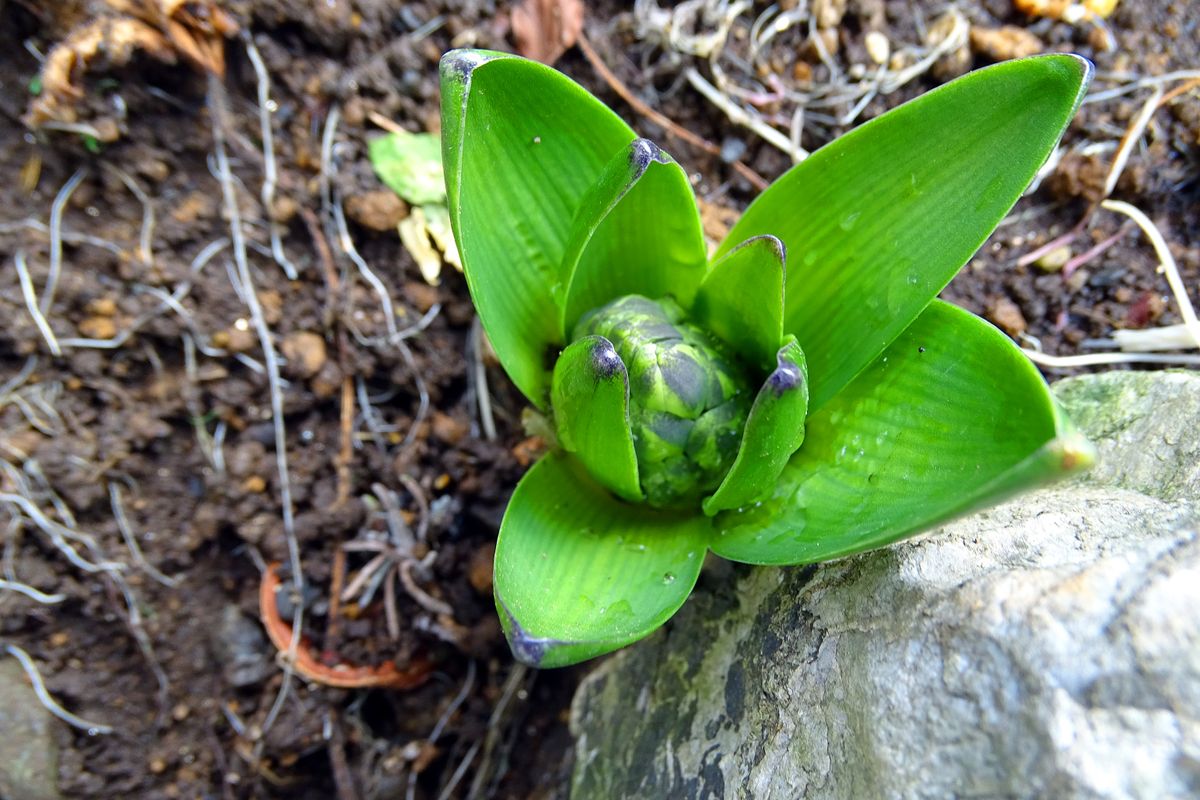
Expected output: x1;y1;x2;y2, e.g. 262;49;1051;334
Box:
0;659;62;800
570;371;1200;800
211;606;274;689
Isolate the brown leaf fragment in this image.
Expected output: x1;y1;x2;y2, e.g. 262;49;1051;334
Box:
24;1;239;131
511;0;585;66
28;16;176;127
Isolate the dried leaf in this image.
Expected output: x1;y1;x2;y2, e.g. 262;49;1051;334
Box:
24;0;238;130
511;0;585;66
28;17;176;126
399;207;445;286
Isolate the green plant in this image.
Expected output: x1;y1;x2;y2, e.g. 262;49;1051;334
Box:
440;49;1095;668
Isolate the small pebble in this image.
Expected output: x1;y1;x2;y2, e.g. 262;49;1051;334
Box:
1035;245;1072;273
431;411;469;446
281;331;327;379
865;31;891;65
86;297;117;317
719;136;747;164
224;326;257;353
77;316;117;340
969;26;1043;61
344;190;408;232
405;280;440;313
467;543;496;594
987;296;1027;336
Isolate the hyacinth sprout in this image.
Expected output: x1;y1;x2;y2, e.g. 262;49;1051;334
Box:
440;49;1095;668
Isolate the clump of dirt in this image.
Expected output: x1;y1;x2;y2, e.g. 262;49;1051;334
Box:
0;0;1195;798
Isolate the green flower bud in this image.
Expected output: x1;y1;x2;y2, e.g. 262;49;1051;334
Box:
571;295;752;508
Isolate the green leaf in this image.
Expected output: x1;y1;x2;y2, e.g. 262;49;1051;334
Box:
719;54;1092;411
703;336;808;515
368;130;446;206
690;235;785;371
561;139;707;335
551;335;644;503
710;300;1095;565
441;50;635;408
494;452;709;667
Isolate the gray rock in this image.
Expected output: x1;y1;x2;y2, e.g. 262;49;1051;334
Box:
570;370;1200;800
0;659;62;800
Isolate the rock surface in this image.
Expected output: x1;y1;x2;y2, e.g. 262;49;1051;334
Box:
570;371;1200;800
0;659;62;800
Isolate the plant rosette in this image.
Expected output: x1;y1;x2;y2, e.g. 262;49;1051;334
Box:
440;49;1096;668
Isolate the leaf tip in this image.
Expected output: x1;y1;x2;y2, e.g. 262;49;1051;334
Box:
587;335;624;381
767;356;805;397
1061;52;1095;87
732;233;787;264
438;48;502;83
1053;431;1097;474
496;594;552;668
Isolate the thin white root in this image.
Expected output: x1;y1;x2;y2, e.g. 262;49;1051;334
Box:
13;251;62;356
41;168;87;315
103;164;155;267
0;579;65;604
4;644;114;734
1020;348;1200;368
1023;200;1198;369
685;67;806;161
1084;69;1200;104
1111;324;1196;352
1103;86;1163;197
244;34;299;281
207;73;302;741
108;483;180;588
1102;199;1200;350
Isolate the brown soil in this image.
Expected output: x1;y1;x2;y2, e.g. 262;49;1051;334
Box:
0;1;1195;798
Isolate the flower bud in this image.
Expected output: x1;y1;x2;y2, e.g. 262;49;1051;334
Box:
571;295;752;508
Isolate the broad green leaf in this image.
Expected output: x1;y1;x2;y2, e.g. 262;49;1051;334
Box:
551;335;644;502
719;55;1092;411
690;235;785;371
703;336;808;515
561;139;707;335
710;300;1095;565
368;130;446;206
494;452;709;667
441;50;635;407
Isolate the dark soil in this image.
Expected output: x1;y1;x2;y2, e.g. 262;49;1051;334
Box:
0;1;1195;798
